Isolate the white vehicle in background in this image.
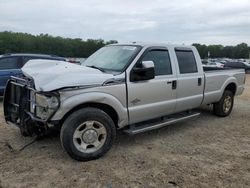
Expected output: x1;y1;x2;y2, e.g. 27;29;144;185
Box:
219;60;228;64
203;61;224;68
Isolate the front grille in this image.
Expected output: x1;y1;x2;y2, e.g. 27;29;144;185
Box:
4;76;34;125
4;76;59;136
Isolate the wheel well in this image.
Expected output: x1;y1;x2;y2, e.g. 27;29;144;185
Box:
225;83;236;95
60;102;119;128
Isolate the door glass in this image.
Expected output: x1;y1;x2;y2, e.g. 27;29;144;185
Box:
0;57;18;70
175;50;198;74
141;50;172;75
23;56;34;64
22;56;42;66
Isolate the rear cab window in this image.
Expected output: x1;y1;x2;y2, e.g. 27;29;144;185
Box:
175;48;198;74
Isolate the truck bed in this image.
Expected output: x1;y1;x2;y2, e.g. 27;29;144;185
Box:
202;68;245;105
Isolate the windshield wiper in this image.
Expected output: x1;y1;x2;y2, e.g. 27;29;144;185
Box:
86;65;106;72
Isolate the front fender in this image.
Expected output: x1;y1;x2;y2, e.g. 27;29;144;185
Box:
51;92;128;128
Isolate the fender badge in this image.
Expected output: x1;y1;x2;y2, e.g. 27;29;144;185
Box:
131;98;141;105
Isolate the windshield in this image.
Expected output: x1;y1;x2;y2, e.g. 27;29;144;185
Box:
82;45;141;72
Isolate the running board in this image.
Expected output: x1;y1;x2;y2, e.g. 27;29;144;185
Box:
124;111;200;135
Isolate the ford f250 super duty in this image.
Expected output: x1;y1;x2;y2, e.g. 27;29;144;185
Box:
4;43;245;161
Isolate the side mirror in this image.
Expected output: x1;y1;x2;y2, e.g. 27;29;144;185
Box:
130;61;155;82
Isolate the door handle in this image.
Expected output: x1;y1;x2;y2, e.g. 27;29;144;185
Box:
172;80;177;89
198;78;202;86
167;80;177;89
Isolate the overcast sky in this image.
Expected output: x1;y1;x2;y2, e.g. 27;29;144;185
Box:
0;0;250;45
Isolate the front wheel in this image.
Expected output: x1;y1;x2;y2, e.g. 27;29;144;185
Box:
60;107;116;161
213;90;234;117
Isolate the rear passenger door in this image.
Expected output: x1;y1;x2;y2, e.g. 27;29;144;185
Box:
0;57;22;92
174;48;204;112
127;47;177;124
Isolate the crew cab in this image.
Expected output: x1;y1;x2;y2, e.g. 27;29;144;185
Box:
0;53;66;95
4;43;245;161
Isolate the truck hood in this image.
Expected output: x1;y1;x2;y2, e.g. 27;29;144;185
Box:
22;60;114;91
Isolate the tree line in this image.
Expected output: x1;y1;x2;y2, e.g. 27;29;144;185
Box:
0;31;249;59
193;43;250;59
0;31;117;57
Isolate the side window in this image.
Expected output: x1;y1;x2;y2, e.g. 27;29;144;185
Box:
22;56;40;65
141;50;172;75
0;57;18;70
175;50;198;74
23;56;32;64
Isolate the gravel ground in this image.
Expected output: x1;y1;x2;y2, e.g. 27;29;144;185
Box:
0;76;250;188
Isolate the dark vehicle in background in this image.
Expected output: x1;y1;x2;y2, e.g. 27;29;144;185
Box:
0;53;66;95
224;61;250;73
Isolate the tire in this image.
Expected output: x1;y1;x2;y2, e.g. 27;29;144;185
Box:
213;90;234;117
60;107;116;161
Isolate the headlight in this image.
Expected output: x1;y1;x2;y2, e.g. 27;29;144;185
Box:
35;93;59;120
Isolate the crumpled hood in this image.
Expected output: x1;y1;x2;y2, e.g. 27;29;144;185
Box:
22;59;114;91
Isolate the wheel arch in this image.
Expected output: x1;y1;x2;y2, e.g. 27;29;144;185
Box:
60;102;120;128
224;82;237;95
220;77;238;97
51;92;128;129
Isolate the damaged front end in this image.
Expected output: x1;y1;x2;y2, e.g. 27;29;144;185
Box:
4;76;60;136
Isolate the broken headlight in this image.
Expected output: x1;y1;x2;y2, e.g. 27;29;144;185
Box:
35;93;59;120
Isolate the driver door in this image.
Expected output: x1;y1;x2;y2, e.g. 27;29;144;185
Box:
127;47;177;124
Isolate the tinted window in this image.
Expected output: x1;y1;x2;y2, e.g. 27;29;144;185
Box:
0;57;18;70
141;50;172;75
23;56;39;64
176;50;198;74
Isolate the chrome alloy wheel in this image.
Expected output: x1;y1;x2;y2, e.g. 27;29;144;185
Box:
223;95;232;113
73;121;107;153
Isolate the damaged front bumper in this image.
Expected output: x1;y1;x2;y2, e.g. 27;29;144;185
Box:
4;76;60;136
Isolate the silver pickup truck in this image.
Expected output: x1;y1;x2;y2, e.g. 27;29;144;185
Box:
4;43;245;161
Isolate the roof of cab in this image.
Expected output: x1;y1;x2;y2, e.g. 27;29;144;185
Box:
109;42;194;49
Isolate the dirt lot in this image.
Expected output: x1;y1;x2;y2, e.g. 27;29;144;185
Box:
0;76;250;188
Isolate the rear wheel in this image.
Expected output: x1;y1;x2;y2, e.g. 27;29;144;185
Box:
60;107;116;161
213;90;234;117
